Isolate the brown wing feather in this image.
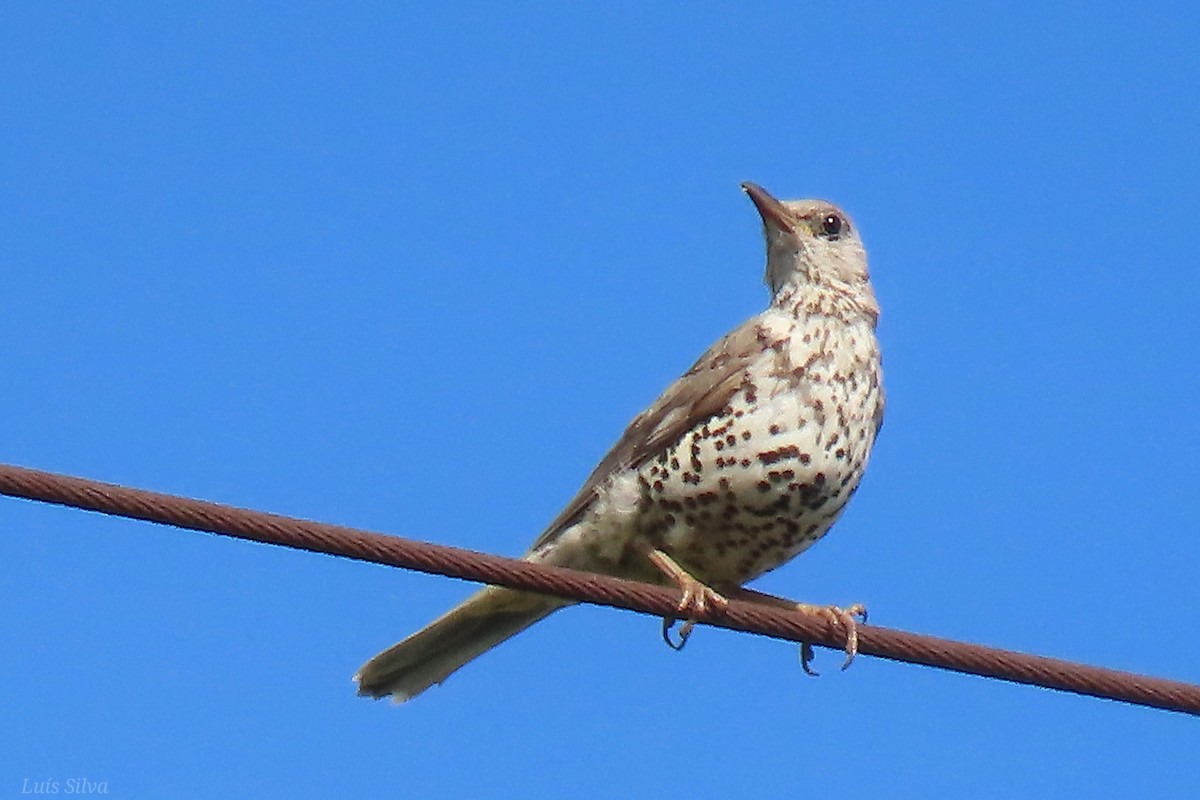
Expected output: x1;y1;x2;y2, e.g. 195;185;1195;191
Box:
529;318;762;551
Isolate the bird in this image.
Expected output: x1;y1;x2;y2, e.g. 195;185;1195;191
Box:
355;182;885;701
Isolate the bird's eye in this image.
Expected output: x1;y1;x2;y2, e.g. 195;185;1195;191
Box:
821;214;843;238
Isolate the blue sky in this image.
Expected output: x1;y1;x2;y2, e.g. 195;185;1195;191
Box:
3;3;1199;797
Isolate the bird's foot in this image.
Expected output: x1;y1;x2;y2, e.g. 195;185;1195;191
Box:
795;602;868;676
646;548;727;651
646;548;728;615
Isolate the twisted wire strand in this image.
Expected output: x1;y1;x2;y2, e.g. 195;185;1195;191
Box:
2;463;1196;716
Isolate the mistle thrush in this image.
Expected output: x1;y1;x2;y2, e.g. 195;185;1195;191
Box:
356;182;885;701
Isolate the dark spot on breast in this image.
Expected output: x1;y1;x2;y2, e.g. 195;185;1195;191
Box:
642;518;668;537
757;445;801;465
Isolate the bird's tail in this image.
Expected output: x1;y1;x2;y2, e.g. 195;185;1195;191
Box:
354;586;567;702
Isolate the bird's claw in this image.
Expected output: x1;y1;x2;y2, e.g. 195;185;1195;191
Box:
797;602;868;676
660;582;723;652
661;617;695;651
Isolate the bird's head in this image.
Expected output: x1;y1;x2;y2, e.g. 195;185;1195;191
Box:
742;182;877;321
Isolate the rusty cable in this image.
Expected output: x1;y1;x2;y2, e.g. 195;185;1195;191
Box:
1;462;1196;716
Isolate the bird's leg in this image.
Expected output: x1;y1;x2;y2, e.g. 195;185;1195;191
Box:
643;547;726;650
646;548;728;615
725;587;867;675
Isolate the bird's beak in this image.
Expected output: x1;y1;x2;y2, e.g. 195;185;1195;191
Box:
741;182;795;232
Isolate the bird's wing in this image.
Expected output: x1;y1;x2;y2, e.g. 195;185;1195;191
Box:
530;317;763;551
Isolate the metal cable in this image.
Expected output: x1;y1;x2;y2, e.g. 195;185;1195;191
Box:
2;462;1196;716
